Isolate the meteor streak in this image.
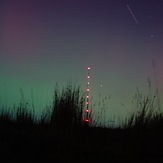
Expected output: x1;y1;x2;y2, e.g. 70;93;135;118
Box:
126;4;139;24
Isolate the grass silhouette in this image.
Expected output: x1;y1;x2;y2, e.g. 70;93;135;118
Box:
50;84;85;131
0;83;163;162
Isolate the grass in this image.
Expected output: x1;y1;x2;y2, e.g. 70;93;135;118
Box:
50;84;85;131
0;83;163;162
124;83;163;129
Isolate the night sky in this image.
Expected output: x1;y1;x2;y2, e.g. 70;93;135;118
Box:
0;0;163;119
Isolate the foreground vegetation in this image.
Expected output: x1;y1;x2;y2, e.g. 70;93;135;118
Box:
0;84;163;162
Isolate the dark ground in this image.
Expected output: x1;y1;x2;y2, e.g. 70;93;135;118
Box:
0;123;163;163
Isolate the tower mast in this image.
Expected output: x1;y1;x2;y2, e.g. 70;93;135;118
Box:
84;66;91;123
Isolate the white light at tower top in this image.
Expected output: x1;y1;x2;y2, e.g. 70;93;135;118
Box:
88;67;90;70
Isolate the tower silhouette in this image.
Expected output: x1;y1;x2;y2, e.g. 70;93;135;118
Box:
84;66;91;123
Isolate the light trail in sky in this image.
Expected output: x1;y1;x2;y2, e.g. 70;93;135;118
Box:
126;4;139;24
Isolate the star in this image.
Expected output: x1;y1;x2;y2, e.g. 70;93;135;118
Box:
150;34;154;38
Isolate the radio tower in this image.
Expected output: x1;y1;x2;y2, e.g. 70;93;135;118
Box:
84;66;91;123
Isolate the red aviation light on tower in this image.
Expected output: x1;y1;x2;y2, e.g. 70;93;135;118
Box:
86;109;90;112
88;67;90;70
86;88;90;92
84;119;90;123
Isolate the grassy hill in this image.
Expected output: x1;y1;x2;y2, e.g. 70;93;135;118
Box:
0;84;163;162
